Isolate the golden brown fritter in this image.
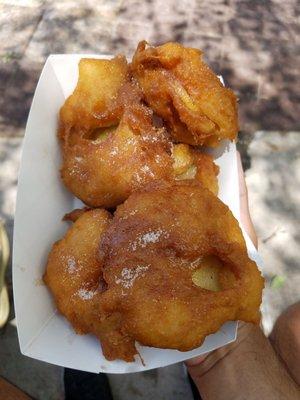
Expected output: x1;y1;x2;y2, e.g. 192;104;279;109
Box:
61;131;219;207
60;92;174;208
45;43;262;364
59;57;220;207
44;183;263;362
59;56;128;134
131;41;239;146
59;58;175;208
43;209;137;362
99;181;264;357
44;209;110;336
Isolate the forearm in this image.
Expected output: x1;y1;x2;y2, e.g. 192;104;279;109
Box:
187;323;299;399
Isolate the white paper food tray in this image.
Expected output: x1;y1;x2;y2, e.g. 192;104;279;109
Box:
13;55;263;373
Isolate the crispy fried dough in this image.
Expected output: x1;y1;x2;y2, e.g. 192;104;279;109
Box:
59;56;128;134
44;183;263;361
43;209;137;362
44;209;110;336
59;56;220;207
59;58;172;207
60;86;173;207
131;41;238;146
99;182;263;357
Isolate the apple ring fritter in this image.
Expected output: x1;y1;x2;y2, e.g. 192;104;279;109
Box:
44;209;110;336
58;57;172;208
59;57;220;207
61;125;219;207
59;56;129;134
131;41;238;147
60;98;173;208
99;181;264;357
43;208;137;362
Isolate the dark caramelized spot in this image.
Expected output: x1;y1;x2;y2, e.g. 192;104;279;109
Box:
98;278;108;293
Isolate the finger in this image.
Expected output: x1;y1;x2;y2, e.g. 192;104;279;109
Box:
185;354;208;367
237;152;258;249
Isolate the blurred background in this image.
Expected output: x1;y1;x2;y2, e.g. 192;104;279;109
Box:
0;0;299;399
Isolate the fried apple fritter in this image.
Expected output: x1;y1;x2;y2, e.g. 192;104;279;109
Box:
99;181;264;357
44;209;110;336
60;93;174;208
59;57;220;207
60;56;128;134
44;183;263;362
43;209;137;362
131;41;238;146
59;57;175;207
61;127;219;207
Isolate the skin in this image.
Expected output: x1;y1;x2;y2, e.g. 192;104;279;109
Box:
185;153;300;399
269;302;300;387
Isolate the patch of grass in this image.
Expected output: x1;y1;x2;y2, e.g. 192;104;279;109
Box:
270;275;286;289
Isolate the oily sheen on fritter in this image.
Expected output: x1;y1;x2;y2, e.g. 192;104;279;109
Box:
44;41;262;364
60;84;174;208
59;56;128;132
131;41;238;147
43;209;110;337
59;57;173;208
44;183;263;362
98;182;263;360
43;209;137;361
59;57;219;207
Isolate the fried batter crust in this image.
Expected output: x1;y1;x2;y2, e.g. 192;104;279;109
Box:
43;209;137;362
131;41;238;146
59;57;176;208
44;183;263;361
59;56;221;207
59;56;128;133
99;182;264;355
